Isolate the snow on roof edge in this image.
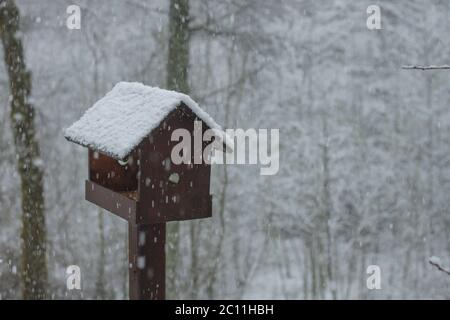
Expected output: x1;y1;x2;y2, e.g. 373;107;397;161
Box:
64;82;231;160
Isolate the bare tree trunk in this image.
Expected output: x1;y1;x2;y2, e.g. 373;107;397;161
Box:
86;32;108;300
320;113;335;299
166;0;190;298
309;237;317;299
0;0;47;299
204;52;236;298
166;0;190;94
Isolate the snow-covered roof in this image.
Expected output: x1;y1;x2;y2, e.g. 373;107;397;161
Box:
65;82;226;160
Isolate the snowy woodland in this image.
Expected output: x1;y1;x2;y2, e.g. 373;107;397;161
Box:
1;0;450;299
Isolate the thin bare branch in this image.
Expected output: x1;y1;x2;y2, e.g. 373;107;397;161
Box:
429;257;450;276
402;65;450;70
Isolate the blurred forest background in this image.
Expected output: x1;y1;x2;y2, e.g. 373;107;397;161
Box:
1;0;450;299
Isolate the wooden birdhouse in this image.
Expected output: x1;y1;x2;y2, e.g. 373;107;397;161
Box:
64;82;228;300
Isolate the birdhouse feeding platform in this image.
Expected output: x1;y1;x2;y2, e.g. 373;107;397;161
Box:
64;82;227;299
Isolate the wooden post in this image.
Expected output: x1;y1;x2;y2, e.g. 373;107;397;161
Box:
128;222;166;300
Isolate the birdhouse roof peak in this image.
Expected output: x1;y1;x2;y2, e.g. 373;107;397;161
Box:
64;82;224;160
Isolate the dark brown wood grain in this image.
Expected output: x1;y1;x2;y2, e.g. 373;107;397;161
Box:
136;104;212;224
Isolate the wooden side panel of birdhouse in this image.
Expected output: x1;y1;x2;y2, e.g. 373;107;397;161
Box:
136;104;212;224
